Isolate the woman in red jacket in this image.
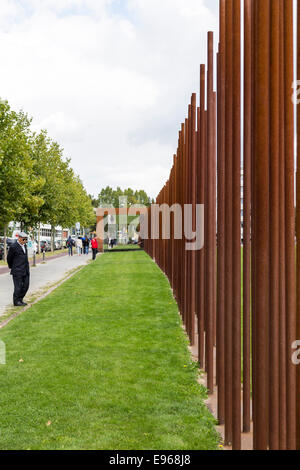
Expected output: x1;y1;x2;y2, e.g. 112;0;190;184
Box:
91;236;98;261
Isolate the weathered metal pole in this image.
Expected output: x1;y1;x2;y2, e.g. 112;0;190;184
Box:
187;106;192;341
216;0;226;427
251;0;257;448
243;0;252;435
279;0;287;449
196;105;203;369
190;93;197;346
232;0;241;450
224;0;233;445
199;64;206;370
269;0;280;450
252;0;270;450
213;90;217;352
183;117;188;328
180;123;185;318
284;0;296;451
297;0;300;451
206;30;215;395
217;60;225;428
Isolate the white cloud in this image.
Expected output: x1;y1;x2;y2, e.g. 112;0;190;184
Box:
0;0;218;198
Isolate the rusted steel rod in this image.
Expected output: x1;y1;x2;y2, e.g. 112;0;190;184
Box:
199;64;206;370
297;0;300;451
213;90;217;352
269;0;280;450
284;0;296;451
187;106;192;342
216;0;226;427
196;105;202;368
180;123;185;317
232;0;241;451
279;0;287;450
251;0;257;449
252;0;270;450
183;117;188;328
190;93;197;346
224;0;233;445
205;30;215;395
179;123;185;318
243;0;251;435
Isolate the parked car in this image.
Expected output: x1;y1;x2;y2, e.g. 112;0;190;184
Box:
0;237;16;259
0;237;16;247
6;237;16;247
54;240;63;250
40;240;51;252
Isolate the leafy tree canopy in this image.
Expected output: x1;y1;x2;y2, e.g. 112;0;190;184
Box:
97;186;152;208
0;99;95;233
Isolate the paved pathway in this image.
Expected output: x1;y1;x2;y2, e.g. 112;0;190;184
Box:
0;254;91;317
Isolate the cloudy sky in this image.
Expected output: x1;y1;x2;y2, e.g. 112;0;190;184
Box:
0;0;219;199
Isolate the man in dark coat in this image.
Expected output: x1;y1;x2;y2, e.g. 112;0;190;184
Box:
7;232;30;307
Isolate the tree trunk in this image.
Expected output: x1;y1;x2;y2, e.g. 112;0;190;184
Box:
51;226;55;252
38;224;41;254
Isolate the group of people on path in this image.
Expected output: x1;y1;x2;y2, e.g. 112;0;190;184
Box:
7;233;99;308
67;237;90;256
66;235;99;260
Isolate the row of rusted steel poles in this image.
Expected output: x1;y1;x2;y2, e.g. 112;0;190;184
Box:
143;0;299;450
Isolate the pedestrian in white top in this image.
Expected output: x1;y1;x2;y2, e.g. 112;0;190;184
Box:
76;238;83;256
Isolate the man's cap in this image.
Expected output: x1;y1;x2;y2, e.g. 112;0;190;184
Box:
18;232;28;239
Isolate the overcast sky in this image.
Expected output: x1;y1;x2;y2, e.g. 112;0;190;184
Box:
0;0;219;199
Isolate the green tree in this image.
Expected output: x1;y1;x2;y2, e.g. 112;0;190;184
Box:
0;99;96;255
0;100;44;259
97;187;152;208
88;194;99;208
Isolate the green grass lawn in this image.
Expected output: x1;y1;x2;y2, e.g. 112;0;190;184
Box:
0;250;219;450
104;244;141;251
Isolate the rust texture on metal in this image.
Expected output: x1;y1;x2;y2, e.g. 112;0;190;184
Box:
224;0;233;446
269;0;280;450
232;0;241;451
297;0;300;452
243;0;251;436
142;0;298;451
206;30;215;395
284;0;296;451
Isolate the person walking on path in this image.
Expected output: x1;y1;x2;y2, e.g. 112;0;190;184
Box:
81;236;86;254
67;236;74;256
91;236;98;261
76;237;83;256
85;237;90;255
82;236;89;255
7;232;30;307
